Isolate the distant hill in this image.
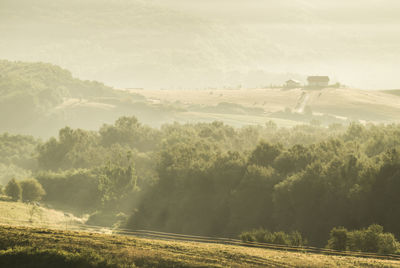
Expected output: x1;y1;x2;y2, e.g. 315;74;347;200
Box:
0;60;149;137
0;60;117;103
1;60;400;138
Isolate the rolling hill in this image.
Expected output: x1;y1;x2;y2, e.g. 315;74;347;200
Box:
1;60;400;138
0;60;151;137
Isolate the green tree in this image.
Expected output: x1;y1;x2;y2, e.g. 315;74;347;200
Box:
20;179;46;202
5;178;22;201
37;127;100;171
274;144;314;175
98;157;137;211
248;142;282;167
228;165;278;234
100;116;160;151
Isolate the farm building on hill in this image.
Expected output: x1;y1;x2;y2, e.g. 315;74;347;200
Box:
307;76;330;87
285;79;301;88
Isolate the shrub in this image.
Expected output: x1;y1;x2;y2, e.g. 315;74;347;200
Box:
272;231;290;245
239;231;255;242
327;226;348;251
239;228;306;246
253;228;272;243
378;233;398;254
328;224;399;254
20;179;46;202
347;230;365;251
363;224;383;253
290;231;307;246
4;178;21;201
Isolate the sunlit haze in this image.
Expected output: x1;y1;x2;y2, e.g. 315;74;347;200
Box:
1;0;399;89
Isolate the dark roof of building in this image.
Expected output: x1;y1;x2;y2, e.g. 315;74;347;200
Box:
307;76;330;82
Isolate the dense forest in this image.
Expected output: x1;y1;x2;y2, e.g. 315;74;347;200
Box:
1;117;400;248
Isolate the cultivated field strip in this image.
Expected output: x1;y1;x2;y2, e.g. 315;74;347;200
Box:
2;217;400;262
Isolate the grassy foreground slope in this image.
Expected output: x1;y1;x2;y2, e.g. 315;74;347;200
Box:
0;200;84;227
0;226;400;268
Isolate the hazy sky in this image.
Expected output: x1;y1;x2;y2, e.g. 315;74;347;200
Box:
152;0;400;88
1;0;399;89
154;0;400;23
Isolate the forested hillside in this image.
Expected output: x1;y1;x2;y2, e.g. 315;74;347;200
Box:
0;60;169;137
2;117;400;248
0;133;39;185
0;60;113;134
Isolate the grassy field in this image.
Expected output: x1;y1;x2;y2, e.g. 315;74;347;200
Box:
0;200;85;228
173;111;301;128
1;225;400;268
42;87;400;132
129;88;301;113
128;87;400;124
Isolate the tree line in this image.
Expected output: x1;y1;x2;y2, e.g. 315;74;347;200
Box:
1;117;400;249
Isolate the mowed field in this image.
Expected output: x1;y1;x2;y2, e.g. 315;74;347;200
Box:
1;201;400;267
1;225;400;268
129;87;400;123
